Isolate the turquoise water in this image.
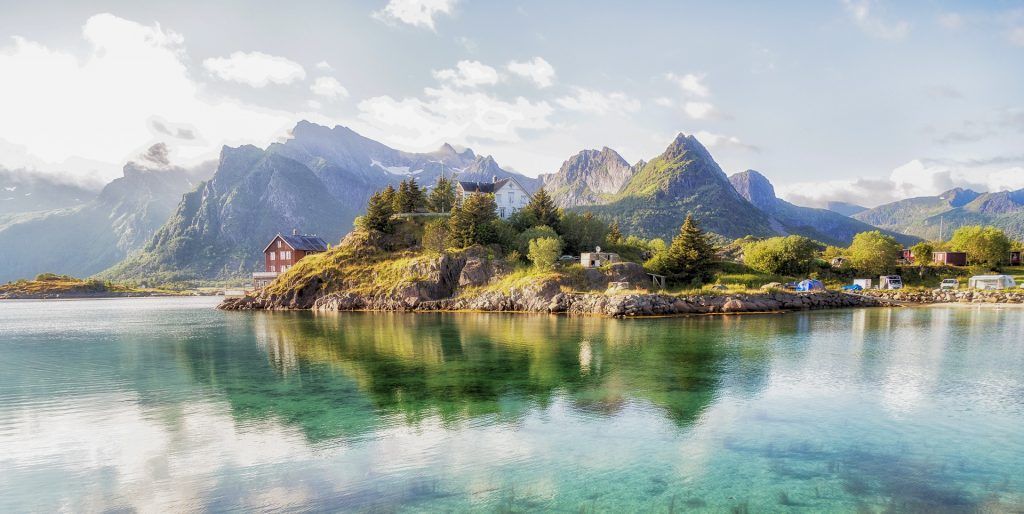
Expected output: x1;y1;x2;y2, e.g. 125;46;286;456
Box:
1;298;1022;512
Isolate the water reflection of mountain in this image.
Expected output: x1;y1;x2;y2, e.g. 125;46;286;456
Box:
177;312;800;444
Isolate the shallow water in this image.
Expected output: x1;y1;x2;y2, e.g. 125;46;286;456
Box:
1;297;1022;512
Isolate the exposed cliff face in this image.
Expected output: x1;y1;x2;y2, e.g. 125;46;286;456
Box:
580;134;777;240
101;121;541;282
728;169;918;246
542;147;634;207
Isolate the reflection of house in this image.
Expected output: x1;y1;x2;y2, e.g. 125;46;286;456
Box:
253;230;328;289
581;247;621;268
933;251;967;266
456;176;532;219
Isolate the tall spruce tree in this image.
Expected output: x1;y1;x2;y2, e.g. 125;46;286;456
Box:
665;214;715;283
447;193;498;247
359;191;394;233
380;184;397;209
392;181;409;213
428;176;457;213
523;188;560;230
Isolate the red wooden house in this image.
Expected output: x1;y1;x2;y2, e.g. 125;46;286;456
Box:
253;230;328;289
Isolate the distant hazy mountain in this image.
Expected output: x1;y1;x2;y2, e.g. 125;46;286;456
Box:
825;201;868;217
729;170;917;246
854;187;1024;240
0;168;97;214
576;134;778;240
541;147;636;207
0;154;210;283
102;121;539;282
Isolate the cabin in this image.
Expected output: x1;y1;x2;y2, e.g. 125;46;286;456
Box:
456;176;532;219
253;230;329;289
932;251;967;266
1010;251;1021;266
969;275;1016;290
581;247;621;268
900;249;914;264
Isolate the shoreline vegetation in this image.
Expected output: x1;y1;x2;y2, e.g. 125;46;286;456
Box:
0;273;217;300
220;179;1024;317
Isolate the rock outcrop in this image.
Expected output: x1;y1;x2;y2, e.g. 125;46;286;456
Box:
863;289;1024;304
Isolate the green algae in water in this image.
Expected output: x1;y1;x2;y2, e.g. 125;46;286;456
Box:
0;298;1023;512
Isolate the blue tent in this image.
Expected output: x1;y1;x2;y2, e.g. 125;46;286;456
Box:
796;279;825;291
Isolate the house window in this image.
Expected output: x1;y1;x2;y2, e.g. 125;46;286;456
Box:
270;253;275;261
277;240;282;249
270;265;276;272
508;191;515;203
499;207;506;218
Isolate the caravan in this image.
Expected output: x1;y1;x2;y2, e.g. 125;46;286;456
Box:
968;275;1016;290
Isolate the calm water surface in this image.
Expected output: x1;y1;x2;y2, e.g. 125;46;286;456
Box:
1;297;1022;512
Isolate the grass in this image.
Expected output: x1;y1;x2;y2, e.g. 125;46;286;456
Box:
0;273;178;296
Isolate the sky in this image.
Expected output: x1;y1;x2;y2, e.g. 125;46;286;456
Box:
0;0;1022;206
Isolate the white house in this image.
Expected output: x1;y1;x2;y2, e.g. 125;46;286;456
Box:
456;176;532;219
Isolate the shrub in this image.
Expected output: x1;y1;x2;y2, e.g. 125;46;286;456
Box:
515;225;559;255
528;237;563;270
848;231;902;275
421;220;449;252
558;211;608;255
743;235;818;275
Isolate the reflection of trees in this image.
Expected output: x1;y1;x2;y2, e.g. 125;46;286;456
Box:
182;312;785;443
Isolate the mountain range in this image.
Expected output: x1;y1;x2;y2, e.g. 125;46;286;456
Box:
0;150;211;283
0;121;947;283
854;187;1024;240
100;122;542;282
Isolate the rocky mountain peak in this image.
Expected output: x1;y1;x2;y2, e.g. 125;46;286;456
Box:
729;170;778;211
938;187;981;208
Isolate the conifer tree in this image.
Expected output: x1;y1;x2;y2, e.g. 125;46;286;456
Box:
665;214;716;283
380;184;397;209
607;220;624;245
393;180;410;213
447;193;498;247
428;176;457;213
359;190;394;233
523;187;560;230
405;177;426;212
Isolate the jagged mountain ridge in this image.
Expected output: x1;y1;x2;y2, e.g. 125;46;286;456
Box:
540;147;636;207
574;134;779;240
729;170;919;246
100;121;541;282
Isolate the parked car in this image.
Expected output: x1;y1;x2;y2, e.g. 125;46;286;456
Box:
939;278;959;290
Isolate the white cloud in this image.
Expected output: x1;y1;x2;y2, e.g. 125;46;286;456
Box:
842;0;909;40
373;0;457;31
683;101;719;120
777;158;1024;208
506;57;556;88
653;97;675;107
357;86;553;150
1010;26;1024;46
307;99;323;110
555;87;640;115
315;60;332;71
694;131;759;152
310;77;349;99
0;13;296;181
432;60;499;88
665;72;709;97
937;12;963;30
202;51;306;87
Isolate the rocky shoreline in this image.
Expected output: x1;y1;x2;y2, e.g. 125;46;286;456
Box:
0;291;185;300
221;288;885;317
862;289;1024;304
